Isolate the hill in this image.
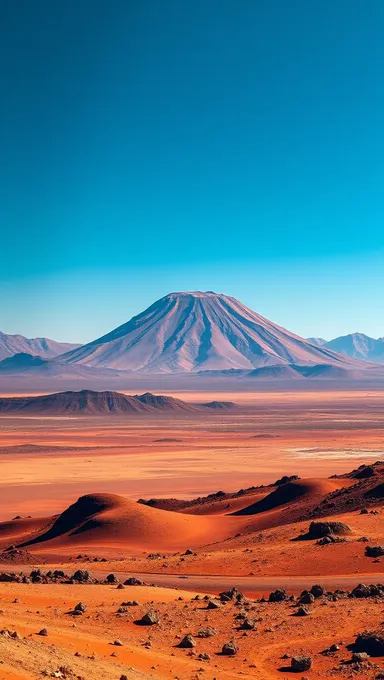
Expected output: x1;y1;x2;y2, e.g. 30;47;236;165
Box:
0;390;199;415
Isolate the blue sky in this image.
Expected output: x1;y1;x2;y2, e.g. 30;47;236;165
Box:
1;0;383;342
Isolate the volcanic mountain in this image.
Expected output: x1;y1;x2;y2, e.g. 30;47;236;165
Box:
60;291;359;373
0;330;80;361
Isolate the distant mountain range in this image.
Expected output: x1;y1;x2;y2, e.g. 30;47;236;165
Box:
0;330;80;361
308;333;384;363
0;390;232;415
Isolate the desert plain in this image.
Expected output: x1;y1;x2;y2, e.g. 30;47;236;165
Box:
0;388;384;679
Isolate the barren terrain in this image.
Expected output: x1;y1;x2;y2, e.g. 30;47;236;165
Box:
0;390;383;678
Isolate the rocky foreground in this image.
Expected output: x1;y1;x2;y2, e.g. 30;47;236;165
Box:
1;569;384;679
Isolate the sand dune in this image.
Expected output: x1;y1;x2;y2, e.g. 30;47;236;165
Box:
15;493;234;551
0;471;361;555
231;478;348;515
0;516;48;542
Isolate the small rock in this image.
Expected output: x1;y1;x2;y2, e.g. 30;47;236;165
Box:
207;599;222;609
352;651;370;662
295;606;310;616
269;588;288;603
291;655;312;672
222;641;238;656
179;634;196;648
139;610;159;625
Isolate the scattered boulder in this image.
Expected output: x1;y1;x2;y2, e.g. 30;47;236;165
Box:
38;628;48;636
354;631;384;656
53;570;65;578
138;610;159;626
105;573;118;583
222;641;238;656
74;602;87;613
269;588;288;602
298;591;315;605
124;577;144;586
352;651;370;662
240;617;256;630
351;583;372;598
71;570;90;583
304;521;351;540
219;587;239;602
295;605;310;616
350;583;384;599
198;627;217;638
207;599;222;610
291;655;312;672
179;634;196;648
317;534;346;545
322;643;340;654
310;584;325;598
365;545;384;557
0;572;19;583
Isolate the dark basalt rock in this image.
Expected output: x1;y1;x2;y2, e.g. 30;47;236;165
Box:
138;610;159;626
269;588;288;603
179;634;196;648
222;641;238;655
71;569;91;582
291;655;312;672
310;584;325;598
298;591;315;605
365;545;384;557
354;631;384;656
124;577;144;586
307;521;351;539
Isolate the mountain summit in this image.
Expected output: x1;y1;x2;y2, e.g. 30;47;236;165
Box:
310;333;384;364
60;291;358;373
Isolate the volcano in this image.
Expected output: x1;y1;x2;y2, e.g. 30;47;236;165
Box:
59;291;362;374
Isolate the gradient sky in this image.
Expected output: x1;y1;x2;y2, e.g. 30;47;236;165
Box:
1;0;383;343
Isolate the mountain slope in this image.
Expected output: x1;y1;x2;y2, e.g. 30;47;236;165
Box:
59;291;360;373
307;337;327;346
324;333;384;363
0;330;80;361
0;353;125;381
